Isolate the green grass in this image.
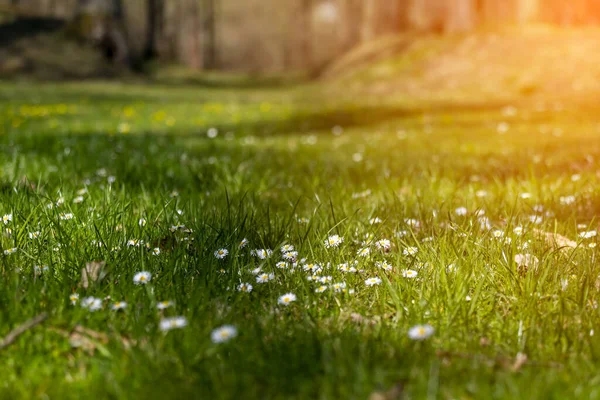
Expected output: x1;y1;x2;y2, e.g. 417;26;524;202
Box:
2;80;600;399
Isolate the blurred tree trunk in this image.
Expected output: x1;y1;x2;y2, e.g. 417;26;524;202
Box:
360;0;375;41
203;0;216;68
300;0;312;70
144;0;161;60
445;0;476;32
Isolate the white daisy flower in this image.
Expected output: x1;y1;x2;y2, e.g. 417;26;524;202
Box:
402;269;418;278
81;297;102;311
157;300;174;310
69;293;79;305
315;285;328;293
303;263;322;273
2;214;12;224
29;231;41;240
138;218;147;227
282;251;298;261
408;324;434;340
280;244;294;253
214;248;229;259
133;271;152;285
256;273;274;283
73;196;84;204
560;195;576;205
253;249;272;259
580;231;597;239
375;261;393;271
127;239;142;247
276;261;289;269
357;248;370;257
405;219;421;228
160;316;188;332
278;293;297;306
59;212;74;221
455;207;468;216
237;283;253;293
403;247;418;256
325;235;344;248
331;282;346;292
318;276;332;284
239;238;249;248
338;263;357;273
365;277;382;286
152;248;161;256
211;325;238;343
297;217;310;224
3;247;17;255
369;217;382;225
111;301;127;310
375;239;391;250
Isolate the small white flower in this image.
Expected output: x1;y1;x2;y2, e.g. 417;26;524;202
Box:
331;282;346;292
375;261;392;271
560;195;576;205
160;316;188;332
214;248;229;259
3;247;17;255
408;324;434;340
152;248;161;256
139;218;147;227
365;277;382;286
211;325;238;343
111;301;127;310
81;296;102;311
59;212;74;221
580;231;597;239
256;273;274;283
514;254;539;271
133;271;152;285
315;285;328;293
29;231;41;240
253;249;272;259
476;190;488;197
69;293;79;305
405;218;421;228
237;283;253;293
280;244;294;253
338;263;357;273
278;293;297;305
303;263;322;273
239;238;249;248
402;269;418;278
455;207;468;216
2;214;12;225
127;239;142;247
375;239;391;250
73;196;84;204
157;300;174;310
325;235;344;248
282;251;298;261
369;217;382;225
357;248;370;257
318;275;332;284
403;247;418;256
276;261;289;269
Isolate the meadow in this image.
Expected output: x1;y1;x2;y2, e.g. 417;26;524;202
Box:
1;80;600;399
